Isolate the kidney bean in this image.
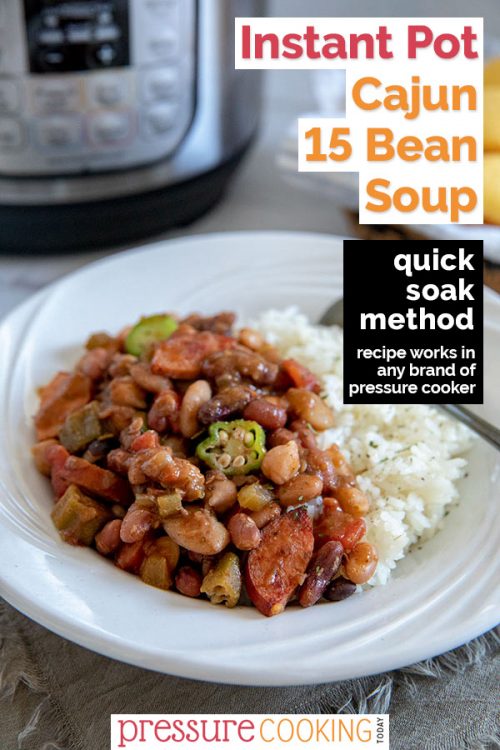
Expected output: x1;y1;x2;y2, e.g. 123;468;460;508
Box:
243;398;287;430
268;428;299;449
261;441;300;485
289;419;318;451
334;486;370;517
198;385;255;425
175;566;203;598
298;540;344;607
277;473;323;507
228;513;261;550
344;542;378;584
95;519;123;556
324;576;357;602
286;388;335;431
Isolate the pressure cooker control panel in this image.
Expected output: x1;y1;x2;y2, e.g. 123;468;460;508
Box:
0;0;196;175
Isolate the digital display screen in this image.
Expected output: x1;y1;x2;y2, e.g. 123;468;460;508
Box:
23;1;130;73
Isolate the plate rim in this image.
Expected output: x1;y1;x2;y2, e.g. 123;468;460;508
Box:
0;230;499;686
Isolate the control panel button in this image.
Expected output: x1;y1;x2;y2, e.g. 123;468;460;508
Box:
36;115;81;149
66;23;93;45
88;111;132;145
87;74;130;108
94;26;121;43
93;43;118;67
144;103;176;136
0;79;19;114
39;30;65;46
0;117;24;151
31;79;81;115
148;33;177;61
43;13;60;29
142;67;177;102
145;0;177;17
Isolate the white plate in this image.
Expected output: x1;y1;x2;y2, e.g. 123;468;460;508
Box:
0;231;499;686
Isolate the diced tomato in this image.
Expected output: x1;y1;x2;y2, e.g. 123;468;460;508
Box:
34;371;92;441
60;456;133;505
281;358;321;394
151;331;234;380
46;443;71;498
314;503;366;553
115;540;146;573
130;430;160;453
32;439;58;476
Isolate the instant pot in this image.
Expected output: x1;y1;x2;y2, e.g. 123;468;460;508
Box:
0;1;263;252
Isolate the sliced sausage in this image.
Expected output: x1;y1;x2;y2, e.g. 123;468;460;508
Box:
245;507;314;616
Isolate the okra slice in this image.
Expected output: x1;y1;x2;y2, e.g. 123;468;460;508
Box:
125;314;178;358
196;419;266;476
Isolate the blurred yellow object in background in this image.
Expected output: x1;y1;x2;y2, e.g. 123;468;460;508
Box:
484;57;500;85
484;86;500;150
484;153;500;224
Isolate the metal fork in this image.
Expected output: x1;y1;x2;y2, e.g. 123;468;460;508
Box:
319;298;500;451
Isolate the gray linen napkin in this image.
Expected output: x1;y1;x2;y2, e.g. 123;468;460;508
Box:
0;600;498;750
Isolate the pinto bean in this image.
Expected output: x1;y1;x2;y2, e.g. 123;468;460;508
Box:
243;398;287;430
120;501;159;543
334;486;370;517
238;327;264;351
261;441;300;485
95;519;122;556
181;312;235;335
77;347;113;381
147;390;180;433
228;513;261;550
268;428;299;449
324;576;357;602
205;470;237;513
163;507;230;555
175;566;203;597
108;376;148;409
306;448;339;494
344;542;378;584
277;473;323;507
298;541;344;607
179;380;212;438
201;348;278;386
108;354;137;378
198;385;256;425
250;501;282;529
286;388;335;431
129;362;172;394
130;447;205;501
289;419;318;451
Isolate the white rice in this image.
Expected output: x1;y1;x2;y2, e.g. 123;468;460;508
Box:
252;307;473;586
